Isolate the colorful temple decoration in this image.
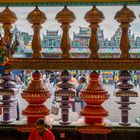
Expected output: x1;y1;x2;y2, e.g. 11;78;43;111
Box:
42;30;61;49
0;31;19;61
12;26;31;57
115;5;136;59
41;30;61;58
6;25;140;58
0;5;138;59
0;73;19;123
40;27;140;58
55;6;76;58
84;5;104;58
0;25;32;59
0;37;6;63
55;70;76;124
80;71;110;124
21;71;51;124
0;2;140;140
115;70;138;126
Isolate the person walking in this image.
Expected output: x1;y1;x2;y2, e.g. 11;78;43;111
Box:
114;74;119;89
133;73;137;86
72;76;87;115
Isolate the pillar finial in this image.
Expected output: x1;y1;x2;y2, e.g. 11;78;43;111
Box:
55;6;76;58
84;6;104;58
27;7;46;58
115;5;135;59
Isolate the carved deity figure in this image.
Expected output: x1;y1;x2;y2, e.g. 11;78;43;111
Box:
0;32;19;59
0;35;7;62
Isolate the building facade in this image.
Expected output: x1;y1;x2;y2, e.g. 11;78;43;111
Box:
12;26;140;58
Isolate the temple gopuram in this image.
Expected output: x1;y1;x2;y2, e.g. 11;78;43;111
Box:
0;0;140;140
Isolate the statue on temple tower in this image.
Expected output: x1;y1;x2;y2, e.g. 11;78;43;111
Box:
0;31;19;61
0;34;7;62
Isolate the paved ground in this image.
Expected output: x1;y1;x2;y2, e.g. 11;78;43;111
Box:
103;84;140;123
1;84;140;124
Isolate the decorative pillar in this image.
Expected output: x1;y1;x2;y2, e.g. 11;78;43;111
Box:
114;5;135;59
115;70;138;126
55;6;76;58
80;71;109;124
55;70;76;124
0;73;18;123
84;6;104;58
21;71;50;124
0;6;17;45
27;6;46;58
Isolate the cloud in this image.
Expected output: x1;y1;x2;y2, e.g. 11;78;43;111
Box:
0;6;140;39
131;22;140;37
101;23;119;39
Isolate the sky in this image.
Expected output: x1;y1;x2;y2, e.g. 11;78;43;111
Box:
0;6;140;39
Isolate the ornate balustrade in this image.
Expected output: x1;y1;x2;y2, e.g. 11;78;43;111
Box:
0;2;139;70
